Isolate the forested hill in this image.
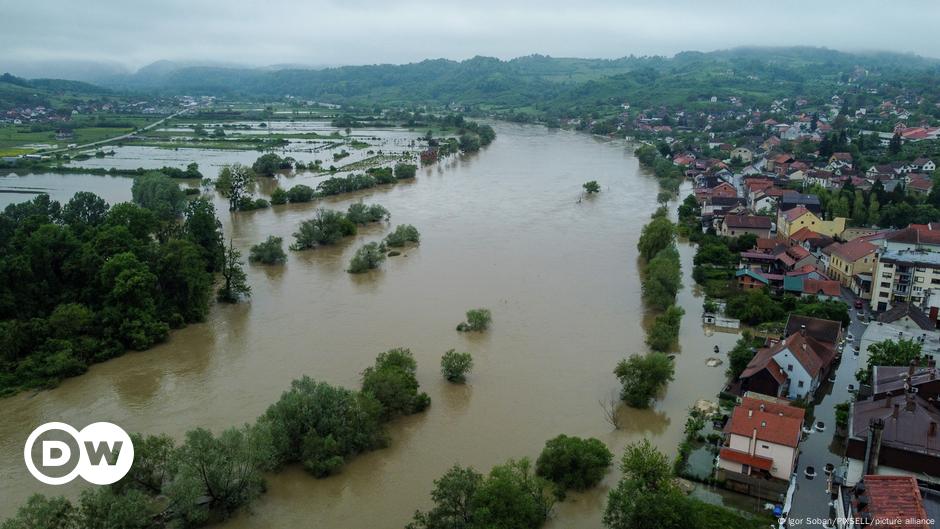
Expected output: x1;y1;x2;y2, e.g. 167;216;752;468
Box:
88;47;940;112
0;73;111;109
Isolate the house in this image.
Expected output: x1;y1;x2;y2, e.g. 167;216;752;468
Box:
738;318;841;400
876;303;936;331
834;475;933;529
828;152;854;171
801;278;842;301
912;157;936;173
777;205;847;239
731;147;754;163
907;174;934;196
716;396;804;500
779;194;823;216
827;239;878;289
735;268;777;290
720;215;773;238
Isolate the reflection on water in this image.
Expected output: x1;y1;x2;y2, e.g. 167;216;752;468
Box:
0;123;742;528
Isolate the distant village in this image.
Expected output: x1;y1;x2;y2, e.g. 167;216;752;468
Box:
0;95;206;125
631;85;940;527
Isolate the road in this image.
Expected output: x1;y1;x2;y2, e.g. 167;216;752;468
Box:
42;108;191;155
784;286;867;527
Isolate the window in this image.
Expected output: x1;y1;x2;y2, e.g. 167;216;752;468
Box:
798;381;804;388
932;279;940;285
883;263;894;268
917;276;924;283
882;273;892;279
787;364;793;372
917;267;927;272
881;282;891;288
880;292;889;298
761;444;770;449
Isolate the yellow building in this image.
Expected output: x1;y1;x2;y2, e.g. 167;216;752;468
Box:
777;205;846;239
826;239;878;288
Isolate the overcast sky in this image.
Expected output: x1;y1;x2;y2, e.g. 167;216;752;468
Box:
4;0;940;72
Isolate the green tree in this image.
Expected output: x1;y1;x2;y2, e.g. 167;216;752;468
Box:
407;465;483;529
183;197;224;272
535;435;613;494
614;352;675;408
441;350;474;383
249;236;287;265
726;331;756;380
385;224;420;247
394;163;418;179
458;308;491;332
286;184;315;203
603;440;690;529
583;181;601;194
154;239;213;324
0;494;77;529
215;163;255;211
348;242;387;273
270;187;288;205
252;153;285;177
218;240;251;303
637;216;675;261
76;488;153;529
472;459;555;529
361;348;430;419
346;203;390;224
131;172;186;220
646;306;684;352
857;339;924;385
291;209;357;250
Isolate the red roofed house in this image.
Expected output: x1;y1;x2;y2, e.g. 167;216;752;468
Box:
837;475;932;529
827;238;878;289
802;278;842;300
717;396;804;499
907;173;934;196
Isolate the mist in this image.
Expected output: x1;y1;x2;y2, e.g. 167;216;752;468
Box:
3;0;940;76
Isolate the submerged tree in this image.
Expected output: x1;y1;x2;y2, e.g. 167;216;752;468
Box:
583;181;601;194
214;164;255;211
218;240;251;303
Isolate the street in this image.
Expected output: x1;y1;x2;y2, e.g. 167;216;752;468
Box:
784;286;867;527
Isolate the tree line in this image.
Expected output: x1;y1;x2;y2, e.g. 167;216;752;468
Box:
0;177;242;395
1;349;431;529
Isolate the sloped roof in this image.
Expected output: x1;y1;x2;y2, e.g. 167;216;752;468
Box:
735;268;770;284
851;395;940;457
803;279;841;297
726;396;804;448
719;447;774;471
784;314;842;346
724;214;772;229
788;227;823;243
781;205;813;222
859;476;931;529
877;302;935;331
831;239;877;263
888;225;940;246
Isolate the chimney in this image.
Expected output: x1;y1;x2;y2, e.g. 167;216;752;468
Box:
893;403;900;418
885;394;893;408
865;418;885;475
909;359;917;378
801;324;807;337
930;422;938;437
905;392;916;412
748;409;753;417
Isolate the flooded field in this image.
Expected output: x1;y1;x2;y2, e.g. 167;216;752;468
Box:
0;122;743;528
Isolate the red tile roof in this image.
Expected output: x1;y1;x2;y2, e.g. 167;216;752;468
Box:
781;205;813;222
788;227;822;243
719;447;774;471
726;397;804;448
888;224;940;246
831;239;877;263
860;475;931;529
802;279;841;297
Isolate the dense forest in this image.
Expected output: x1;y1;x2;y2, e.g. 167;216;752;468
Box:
0;179;227;395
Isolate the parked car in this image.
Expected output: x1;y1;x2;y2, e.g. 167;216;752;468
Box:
854;299;864;309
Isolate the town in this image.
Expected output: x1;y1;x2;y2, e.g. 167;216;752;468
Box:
636;83;940;527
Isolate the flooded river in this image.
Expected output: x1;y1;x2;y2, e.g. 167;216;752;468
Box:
0;123;743;528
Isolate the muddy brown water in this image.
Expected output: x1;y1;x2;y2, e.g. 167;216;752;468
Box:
0;123;742;528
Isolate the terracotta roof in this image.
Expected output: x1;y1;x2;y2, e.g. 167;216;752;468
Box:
783;314;842;346
785;245;811;260
781;205;813;222
803;279;841;297
889;225;940;246
724;214;772;229
726;397;804;448
771;332;836;378
756;238;778;251
831;239;877;263
788;227;822;243
719;447;774;471
859;476;931;529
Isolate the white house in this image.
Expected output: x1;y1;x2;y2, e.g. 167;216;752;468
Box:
718;396;804;482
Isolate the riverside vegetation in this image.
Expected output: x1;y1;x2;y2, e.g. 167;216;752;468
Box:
0;349;430;529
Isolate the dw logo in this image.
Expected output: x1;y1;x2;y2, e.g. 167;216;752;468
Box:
23;422;134;485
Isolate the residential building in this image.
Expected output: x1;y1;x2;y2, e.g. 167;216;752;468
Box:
716;396;804;500
835;475;933;529
720;214;773;238
869;226;940;312
777;205;847;239
827;239;878;290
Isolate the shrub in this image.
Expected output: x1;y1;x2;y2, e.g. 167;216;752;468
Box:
394;163;417;179
270;188;288;205
361;348;430;420
457;308;491;332
290;209;357;250
440;350;474;382
348;242;387;273
583;181;601;194
367;166;396;184
346;203;390;224
384;224;420;247
646;306;684;352
535;435;613;495
286;184;315;203
249;236;287;265
614;352;675;408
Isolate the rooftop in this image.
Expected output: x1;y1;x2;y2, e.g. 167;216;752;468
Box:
726;396;804;448
850;394;940;458
879;248;940;267
858;475;931;529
